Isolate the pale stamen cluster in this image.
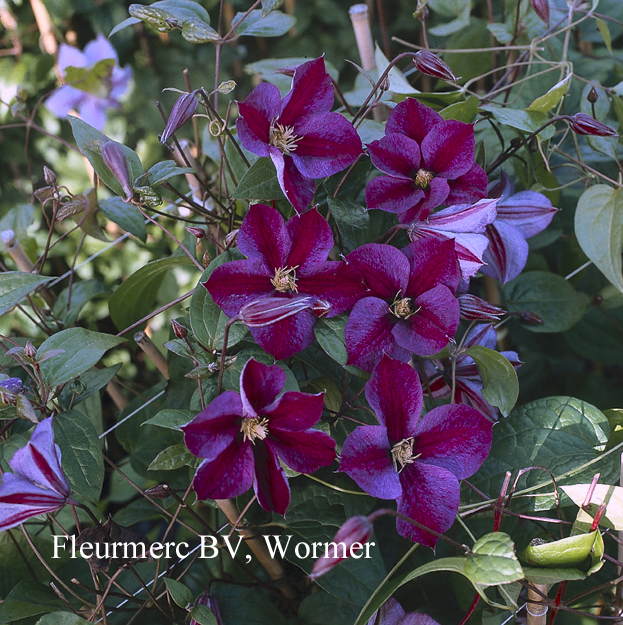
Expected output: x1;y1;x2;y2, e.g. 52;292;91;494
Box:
269;122;300;155
271;266;299;293
391;437;420;472
241;417;270;444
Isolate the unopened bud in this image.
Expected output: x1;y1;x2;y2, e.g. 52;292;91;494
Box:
69;379;88;395
24;341;37;360
202;250;212;267
43;166;58;186
520;310;543;324
171;319;188;339
312;299;332;318
144;484;171;498
273;65;298;78
412;50;457;83
238;296;315;328
186;226;206;239
458;294;505;321
378;74;391;93
310;516;374;580
190;589;223;625
224;229;239;249
568;113;618;137
160;90;199;144
530;0;549;25
101;142;134;201
587;86;598;105
413;0;428;20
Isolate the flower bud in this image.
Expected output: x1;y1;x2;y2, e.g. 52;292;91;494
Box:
519;310;544;324
587;87;598;105
568;113;618;137
312;299;332;318
101;142;134;201
239;296;315;328
202;250;212;267
171;319;188;339
379;74;391;93
24;341;37;360
310;516;374;580
186;226;206;239
190;589;223;625
224;229;239;249
412;50;457;83
43;166;58;186
0;377;24;395
144;484;170;498
160;90;199;144
458;294;505;321
530;0;549;25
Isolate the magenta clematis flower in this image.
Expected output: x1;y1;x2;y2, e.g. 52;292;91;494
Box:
419;323;521;420
481;173;557;283
46;34;132;131
339;356;492;547
0;418;72;532
407;198;497;280
344;238;461;372
366;598;440;625
365;98;487;224
182;358;336;515
236;56;363;213
205;203;366;360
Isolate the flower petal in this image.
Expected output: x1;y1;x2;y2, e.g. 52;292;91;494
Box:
366;355;422;441
240;358;285;417
57;44;87;71
285;208;334;272
182;391;242;459
421;120;475;179
83;34;119;63
480;221;529;283
496;191;557;238
366;175;425;214
414;403;493;478
428;198;497;234
46;86;84;119
385;98;443;144
396;463;460;548
446;163;488;206
367;134;421;178
346;243;410;299
279;56;334;125
78;98;108;131
252;442;290;515
250;309;317;360
270;149;316;214
397;177;449;224
268;428;336;474
236;82;282;157
403;237;461;296
291;112;362;179
265;391;325;430
339;425;402;499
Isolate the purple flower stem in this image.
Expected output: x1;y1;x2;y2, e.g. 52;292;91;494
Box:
458;595;481;625
183;69;201;150
416;355;436;408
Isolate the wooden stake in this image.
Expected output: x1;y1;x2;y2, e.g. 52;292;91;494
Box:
134;332;170;379
527;584;548;625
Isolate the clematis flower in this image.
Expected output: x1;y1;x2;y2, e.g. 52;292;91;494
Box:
407;198;497;280
344;238;461;372
0;418;72;532
205;204;366;360
339;356;493;547
182;358;336;515
46;34;132;131
236;56;363;213
365;98;487;224
366;598;441;625
418;323;521;420
481;173;557;283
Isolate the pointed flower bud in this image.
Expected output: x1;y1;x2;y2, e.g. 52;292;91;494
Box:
160;90;199;144
171;319;188;339
530;0;549;25
458;294;505;321
190;589;223;625
224;229;239;249
24;341;37;360
43;166;57;186
310;516;374;580
587;87;598;104
519;310;543;324
312;299;332;318
186;227;206;239
101;142;134;201
568;113;618;137
412;50;457;83
144;484;170;498
239;296;315;328
202;250;212;267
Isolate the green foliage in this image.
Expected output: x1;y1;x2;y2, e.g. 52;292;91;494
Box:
0;272;53;318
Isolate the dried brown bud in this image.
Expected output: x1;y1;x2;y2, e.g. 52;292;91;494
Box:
43;166;57;186
224;229;239;249
186;227;206;239
378;74;391;93
101;142;134;201
144;485;171;498
171;319;188;339
202;250;212;267
568;113;618;137
160;90;199;144
412;50;457;83
530;0;549;26
587;86;599;104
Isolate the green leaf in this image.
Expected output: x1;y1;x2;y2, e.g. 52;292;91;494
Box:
484;107;555;140
575;185;623;294
212;584;288;625
36;613;90;625
486;22;513;44
181;17;219;42
147;161;195;187
54;279;111;327
595;17;612;54
464;533;523;586
465;345;519;417
374;46;418;95
232;157;285;200
164;578;193;609
561;483;623;530
304;377;342;413
314;316;348;366
0;581;64;624
503;271;588;333
98;197;147;242
428;0;471;36
440;95;479;122
232;10;295;37
54;410;105;502
59;363;122;410
244;58;339;94
110;16;141;37
527;74;571;113
148;443;195;471
522;566;588;584
191;605;218;625
188;251;247;351
38;328;124;387
108;256;197;332
327;198;369;254
521;531;603;573
65;59;116;97
467;396;618;512
143;409;195;430
0;272;53;317
261;0;284;16
68;116;144;197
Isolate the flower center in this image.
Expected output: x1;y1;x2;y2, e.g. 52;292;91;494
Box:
241;417;269;444
269;122;300;155
390;294;420;319
391;437;420;472
271;266;299;293
414;168;434;189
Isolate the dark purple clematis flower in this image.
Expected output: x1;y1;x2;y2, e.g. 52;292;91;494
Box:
481;173;557;283
339;356;492;547
0;418;72;532
365;98;487;224
345;238;461;372
419;323;521;420
236;56;363;213
366;598;440;625
183;358;336;515
205;204;366;360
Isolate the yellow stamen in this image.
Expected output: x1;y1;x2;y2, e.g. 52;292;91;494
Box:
269;122;300;155
414;168;434;189
271;266;299;293
391;437;420;472
390;293;420;319
241;417;269;444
